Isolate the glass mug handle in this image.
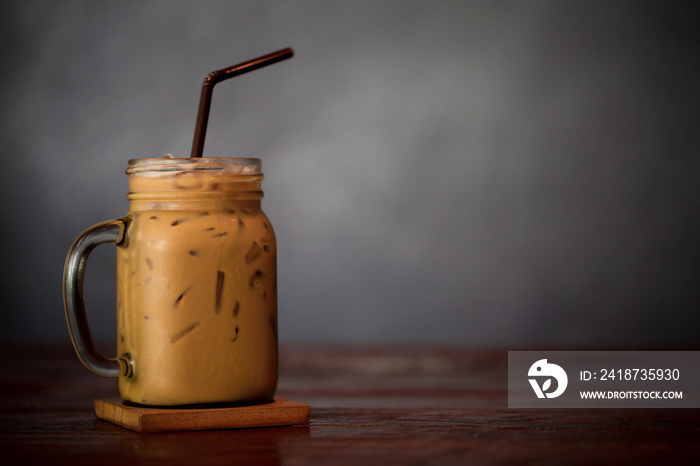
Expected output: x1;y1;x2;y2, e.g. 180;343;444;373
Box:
63;217;133;378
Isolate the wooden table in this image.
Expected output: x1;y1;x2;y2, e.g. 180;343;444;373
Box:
1;343;698;464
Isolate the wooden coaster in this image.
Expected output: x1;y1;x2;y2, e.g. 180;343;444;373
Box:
94;396;310;433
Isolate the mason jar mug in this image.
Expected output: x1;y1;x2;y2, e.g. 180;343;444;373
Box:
63;157;278;406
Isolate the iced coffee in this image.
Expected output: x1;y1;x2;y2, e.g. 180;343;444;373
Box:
115;157;277;406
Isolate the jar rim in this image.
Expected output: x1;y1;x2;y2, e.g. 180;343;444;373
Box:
126;157;261;175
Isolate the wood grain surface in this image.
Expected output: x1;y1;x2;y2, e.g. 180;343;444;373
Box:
1;343;698;464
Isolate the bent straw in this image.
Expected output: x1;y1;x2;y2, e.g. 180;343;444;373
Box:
190;47;294;158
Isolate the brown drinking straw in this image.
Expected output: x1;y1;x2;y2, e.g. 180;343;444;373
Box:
190;47;294;158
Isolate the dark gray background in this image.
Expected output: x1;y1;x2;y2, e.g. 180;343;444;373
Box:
2;1;698;346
